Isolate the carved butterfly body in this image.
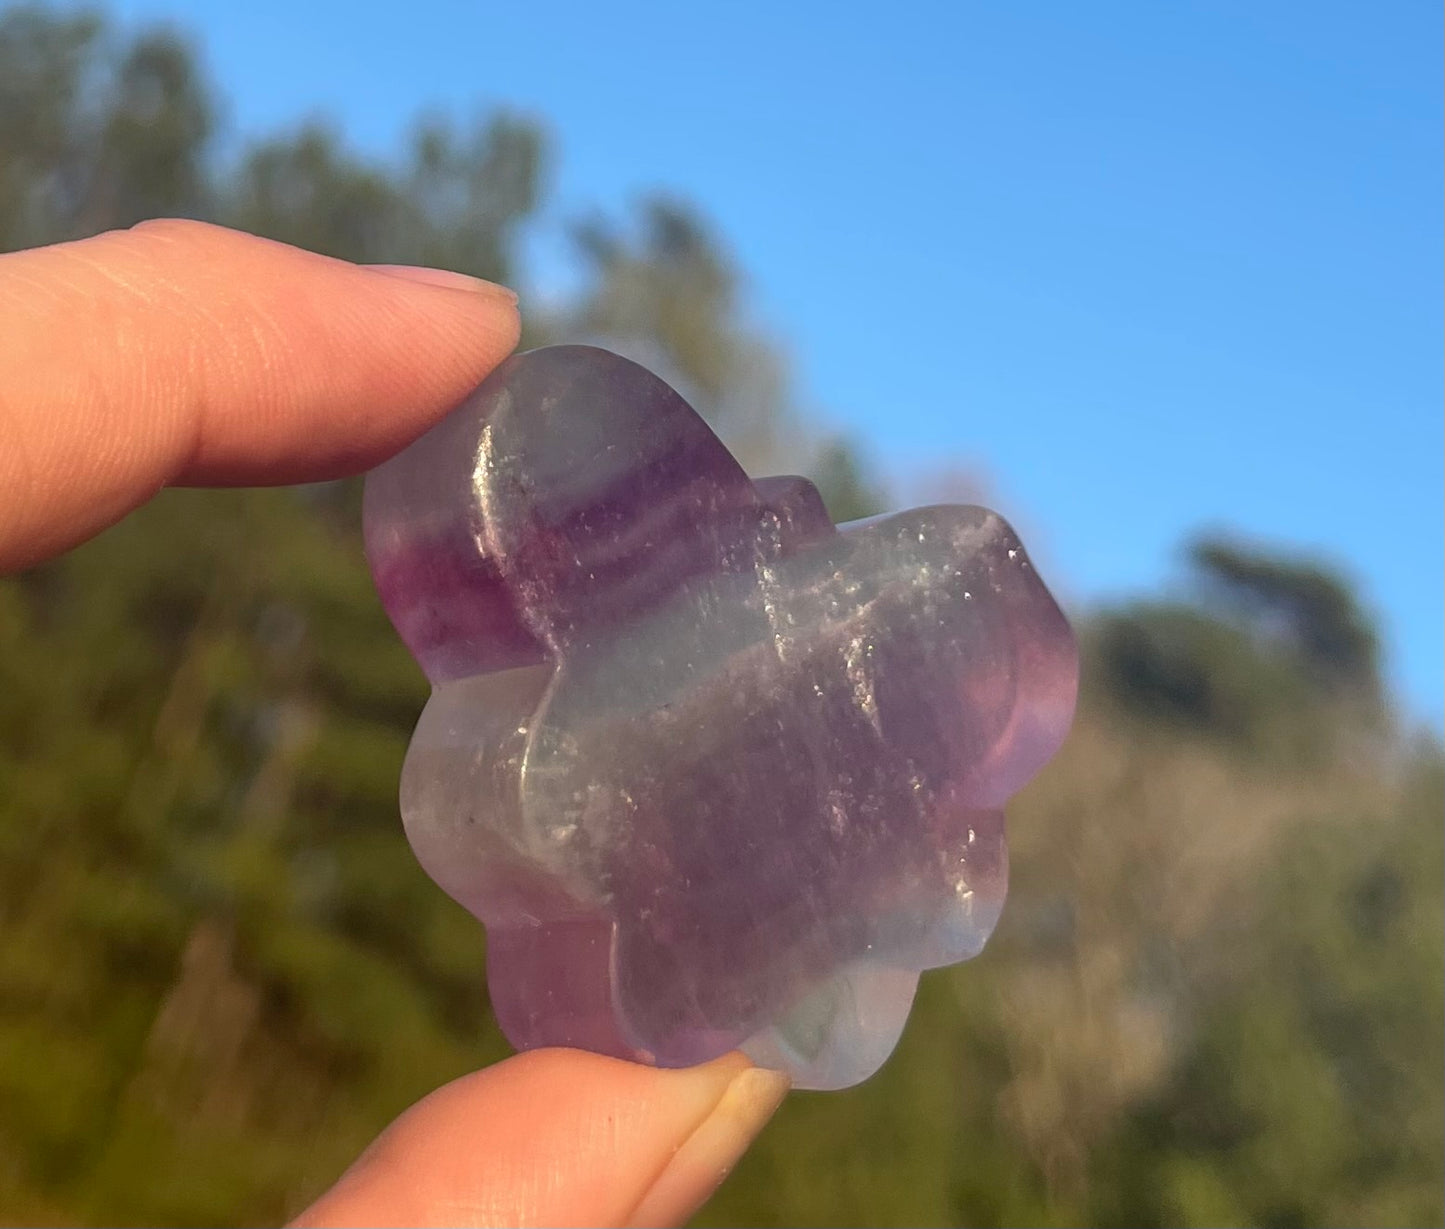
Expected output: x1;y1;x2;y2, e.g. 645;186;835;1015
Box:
365;345;1076;1089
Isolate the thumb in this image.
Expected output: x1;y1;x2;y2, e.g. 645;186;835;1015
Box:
290;1048;790;1229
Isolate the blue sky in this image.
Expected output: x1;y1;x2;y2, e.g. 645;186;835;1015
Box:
108;0;1444;727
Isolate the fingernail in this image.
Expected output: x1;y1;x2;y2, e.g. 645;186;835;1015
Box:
627;1065;792;1228
368;263;519;303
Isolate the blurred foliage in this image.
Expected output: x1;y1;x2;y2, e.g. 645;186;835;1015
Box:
1089;536;1387;763
1;7;1440;1227
0;7;211;242
565;196;879;500
226;111;541;287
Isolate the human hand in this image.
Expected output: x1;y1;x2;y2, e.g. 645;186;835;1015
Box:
0;220;790;1226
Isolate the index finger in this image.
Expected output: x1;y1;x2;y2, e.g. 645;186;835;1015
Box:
0;220;521;572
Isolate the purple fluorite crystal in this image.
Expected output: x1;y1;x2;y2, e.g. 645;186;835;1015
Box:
364;345;1077;1089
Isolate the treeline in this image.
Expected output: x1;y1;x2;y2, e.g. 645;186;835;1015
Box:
0;8;1440;1226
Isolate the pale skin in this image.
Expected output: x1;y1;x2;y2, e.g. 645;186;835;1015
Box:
0;219;790;1227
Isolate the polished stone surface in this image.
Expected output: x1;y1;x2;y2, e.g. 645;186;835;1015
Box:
365;345;1077;1088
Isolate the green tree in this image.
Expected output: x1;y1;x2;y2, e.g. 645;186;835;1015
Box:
1189;535;1382;704
1088;537;1385;760
1093;748;1444;1228
224;112;543;283
0;7;212;248
568;195;886;517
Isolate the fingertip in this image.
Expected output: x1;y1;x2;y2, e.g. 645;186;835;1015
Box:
367;262;520;303
625;1064;792;1229
0;220;523;569
291;1049;789;1229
